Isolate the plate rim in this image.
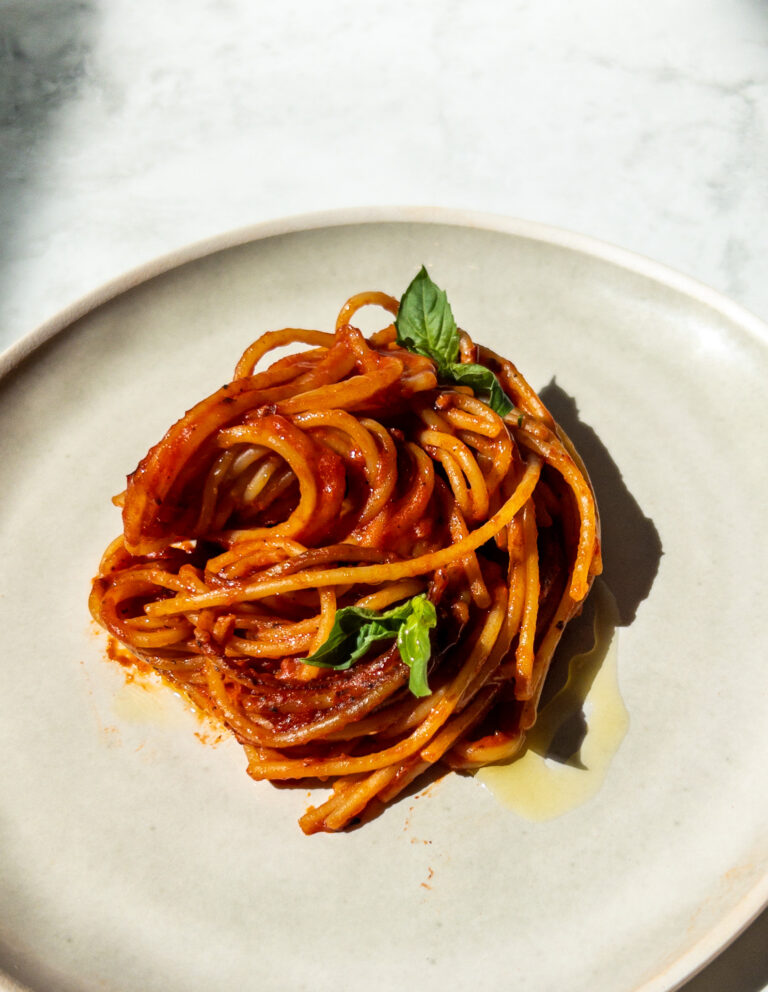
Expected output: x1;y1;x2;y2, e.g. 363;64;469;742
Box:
2;206;767;383
1;205;766;992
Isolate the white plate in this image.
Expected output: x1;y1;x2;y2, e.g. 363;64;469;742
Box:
1;208;766;992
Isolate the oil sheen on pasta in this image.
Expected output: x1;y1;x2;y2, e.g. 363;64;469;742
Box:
477;580;628;819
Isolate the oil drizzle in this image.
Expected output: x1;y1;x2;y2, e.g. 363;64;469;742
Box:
477;579;628;820
107;637;222;741
112;674;196;727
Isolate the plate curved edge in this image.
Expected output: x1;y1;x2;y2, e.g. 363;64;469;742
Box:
1;205;767;992
2;206;767;384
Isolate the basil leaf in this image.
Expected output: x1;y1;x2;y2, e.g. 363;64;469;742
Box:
396;596;437;697
395;268;514;418
442;362;514;417
303;594;436;697
395;266;460;366
303;600;415;670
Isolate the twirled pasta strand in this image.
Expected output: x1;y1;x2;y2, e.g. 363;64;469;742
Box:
90;288;601;833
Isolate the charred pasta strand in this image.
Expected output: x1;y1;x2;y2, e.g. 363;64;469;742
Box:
91;273;601;833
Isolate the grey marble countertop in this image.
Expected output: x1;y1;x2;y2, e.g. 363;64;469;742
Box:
0;1;766;990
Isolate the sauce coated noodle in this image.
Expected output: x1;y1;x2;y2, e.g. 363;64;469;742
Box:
90;286;602;833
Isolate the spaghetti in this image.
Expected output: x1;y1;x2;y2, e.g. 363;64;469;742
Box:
90;271;601;833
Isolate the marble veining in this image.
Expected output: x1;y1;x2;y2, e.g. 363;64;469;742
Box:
0;0;767;354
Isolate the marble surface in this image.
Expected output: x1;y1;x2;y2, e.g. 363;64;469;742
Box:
0;1;766;990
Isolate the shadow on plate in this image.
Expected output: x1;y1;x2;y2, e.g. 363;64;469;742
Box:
309;381;664;828
681;904;768;992
540;378;662;629
515;378;663;768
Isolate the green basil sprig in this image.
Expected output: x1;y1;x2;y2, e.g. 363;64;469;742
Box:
394;266;514;417
394;595;435;697
303;593;437;698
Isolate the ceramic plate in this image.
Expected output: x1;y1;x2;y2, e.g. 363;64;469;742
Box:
1;209;766;992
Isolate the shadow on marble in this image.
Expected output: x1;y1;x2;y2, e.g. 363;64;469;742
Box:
0;1;99;321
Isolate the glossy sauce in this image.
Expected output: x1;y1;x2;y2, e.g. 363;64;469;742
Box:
477;579;628;819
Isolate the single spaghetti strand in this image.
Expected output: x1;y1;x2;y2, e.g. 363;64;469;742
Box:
514;498;540;697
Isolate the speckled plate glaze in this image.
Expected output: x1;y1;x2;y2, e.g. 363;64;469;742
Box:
1;208;766;992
